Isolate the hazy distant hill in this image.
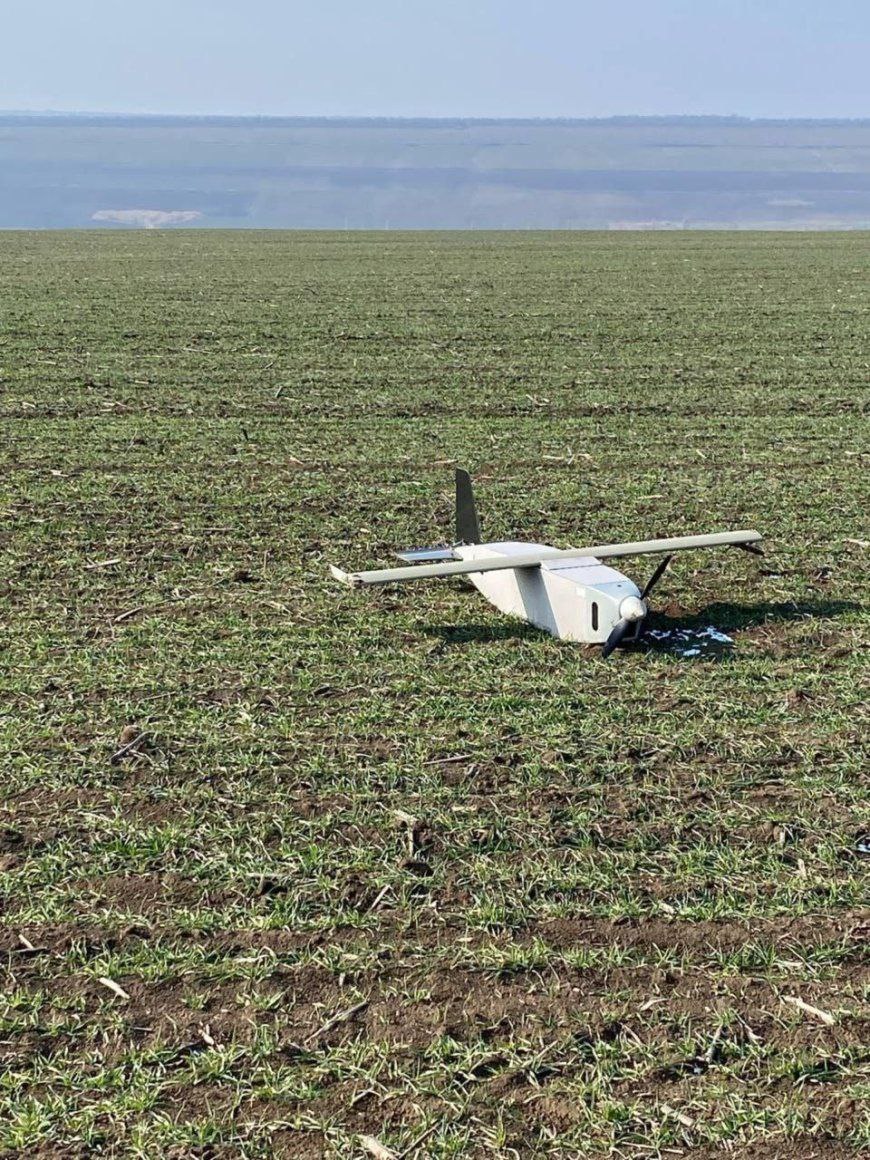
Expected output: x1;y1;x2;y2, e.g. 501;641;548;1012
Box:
2;114;869;229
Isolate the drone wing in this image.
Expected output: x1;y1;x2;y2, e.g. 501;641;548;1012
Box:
330;529;762;588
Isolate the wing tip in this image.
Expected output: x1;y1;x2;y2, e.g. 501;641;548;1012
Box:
329;564;359;588
736;530;764;555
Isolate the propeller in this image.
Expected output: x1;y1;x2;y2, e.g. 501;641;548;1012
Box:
601;554;673;659
601;616;634;659
640;553;673;600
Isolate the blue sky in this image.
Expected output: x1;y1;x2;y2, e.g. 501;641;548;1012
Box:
2;0;868;118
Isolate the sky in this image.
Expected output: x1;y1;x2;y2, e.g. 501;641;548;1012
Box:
2;0;868;120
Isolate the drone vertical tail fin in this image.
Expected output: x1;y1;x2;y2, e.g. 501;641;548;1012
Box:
455;469;481;544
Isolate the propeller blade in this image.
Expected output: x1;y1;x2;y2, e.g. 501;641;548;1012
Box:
640;553;673;601
602;617;632;659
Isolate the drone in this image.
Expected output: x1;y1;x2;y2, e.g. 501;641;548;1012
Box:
330;471;763;657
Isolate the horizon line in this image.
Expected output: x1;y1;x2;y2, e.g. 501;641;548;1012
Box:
3;110;870;125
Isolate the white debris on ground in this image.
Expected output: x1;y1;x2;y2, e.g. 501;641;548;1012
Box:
646;625;734;657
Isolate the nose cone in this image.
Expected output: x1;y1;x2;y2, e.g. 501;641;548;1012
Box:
619;595;647;623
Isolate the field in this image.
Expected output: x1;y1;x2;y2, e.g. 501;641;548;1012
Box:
0;230;867;1158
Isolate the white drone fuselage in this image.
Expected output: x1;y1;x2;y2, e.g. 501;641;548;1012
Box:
455;541;644;644
329;470;762;657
